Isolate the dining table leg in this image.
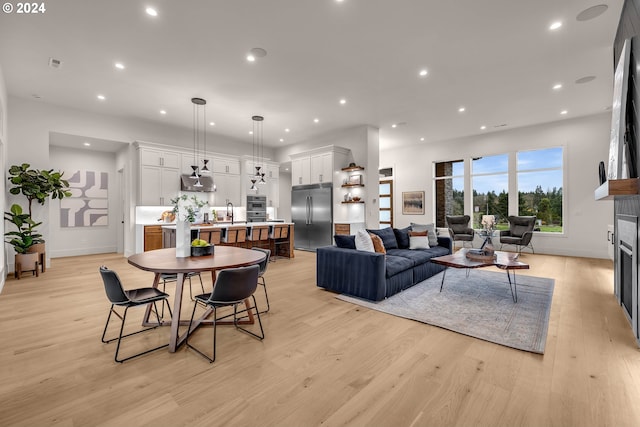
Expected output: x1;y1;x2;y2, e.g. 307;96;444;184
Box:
167;272;185;352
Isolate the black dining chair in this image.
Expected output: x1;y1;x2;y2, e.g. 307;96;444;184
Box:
251;247;271;314
99;266;172;363
185;264;264;363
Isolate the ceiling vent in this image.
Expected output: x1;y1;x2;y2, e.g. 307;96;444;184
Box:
48;57;62;68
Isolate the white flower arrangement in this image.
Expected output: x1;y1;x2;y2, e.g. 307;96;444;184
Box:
481;215;496;231
171;195;208;223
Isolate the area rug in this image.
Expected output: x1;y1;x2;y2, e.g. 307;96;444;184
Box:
336;268;554;354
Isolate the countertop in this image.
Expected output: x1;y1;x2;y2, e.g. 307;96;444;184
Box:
160;221;292;230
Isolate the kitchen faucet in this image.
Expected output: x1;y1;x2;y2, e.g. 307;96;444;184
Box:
226;202;234;224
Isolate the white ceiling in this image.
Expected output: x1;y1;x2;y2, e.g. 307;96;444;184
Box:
0;0;624;152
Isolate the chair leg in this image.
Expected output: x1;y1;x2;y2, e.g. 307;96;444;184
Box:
234;295;265;341
186;303;217;363
258;276;270;314
102;302;168;363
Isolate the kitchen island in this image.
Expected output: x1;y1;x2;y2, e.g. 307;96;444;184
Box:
160;222;294;259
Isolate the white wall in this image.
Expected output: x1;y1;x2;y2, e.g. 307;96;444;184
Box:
0;67;7;291
48;146;119;258
380;113;614;259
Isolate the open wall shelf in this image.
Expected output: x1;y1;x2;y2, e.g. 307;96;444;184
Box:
595;178;640;200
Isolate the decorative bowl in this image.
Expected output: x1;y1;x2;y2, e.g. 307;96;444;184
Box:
352;196;361;202
191;244;214;256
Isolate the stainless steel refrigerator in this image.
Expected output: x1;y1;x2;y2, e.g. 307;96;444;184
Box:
291;183;333;251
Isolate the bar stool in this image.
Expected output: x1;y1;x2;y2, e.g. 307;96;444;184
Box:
248;225;270;249
223;226;247;244
269;224;290;261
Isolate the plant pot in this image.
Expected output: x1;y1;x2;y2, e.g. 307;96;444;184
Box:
191;244;214;257
27;242;46;273
14;252;40;279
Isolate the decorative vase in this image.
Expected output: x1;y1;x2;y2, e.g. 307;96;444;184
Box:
175;219;191;258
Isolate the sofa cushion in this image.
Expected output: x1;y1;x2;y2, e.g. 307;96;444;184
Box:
410;234;430;250
387;246;450;264
385;255;415;278
411;222;438;247
334;234;356;249
368;227;399;250
393;227;411;249
369;233;386;254
355;229;375;252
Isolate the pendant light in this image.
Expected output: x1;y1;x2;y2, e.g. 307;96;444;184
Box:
250;115;265;191
190;97;207;187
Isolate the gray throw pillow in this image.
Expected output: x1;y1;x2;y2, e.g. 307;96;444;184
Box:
410;222;438;247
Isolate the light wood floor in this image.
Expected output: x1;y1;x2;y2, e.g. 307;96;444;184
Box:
0;250;639;427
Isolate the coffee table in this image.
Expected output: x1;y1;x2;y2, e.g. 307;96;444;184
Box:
431;248;529;302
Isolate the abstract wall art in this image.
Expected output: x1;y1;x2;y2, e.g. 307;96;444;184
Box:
60;170;109;227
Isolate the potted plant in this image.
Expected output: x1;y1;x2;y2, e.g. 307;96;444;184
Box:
7;163;72;217
7;163;72;272
4;204;44;278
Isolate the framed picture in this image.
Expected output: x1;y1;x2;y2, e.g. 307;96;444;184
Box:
348;174;362;185
402;191;424;215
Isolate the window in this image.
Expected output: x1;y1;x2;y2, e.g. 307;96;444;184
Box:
517;147;563;232
379;180;393;228
471;154;509;229
434;160;464;228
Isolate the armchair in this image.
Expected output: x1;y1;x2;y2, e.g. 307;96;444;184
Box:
446;215;475;249
499;216;536;253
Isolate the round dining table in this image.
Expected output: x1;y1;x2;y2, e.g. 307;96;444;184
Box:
128;246;266;352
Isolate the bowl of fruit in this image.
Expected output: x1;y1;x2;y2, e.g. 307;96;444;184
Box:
191;239;214;256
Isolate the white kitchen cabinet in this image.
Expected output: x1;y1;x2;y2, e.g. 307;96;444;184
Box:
291;157;311;186
213;173;241;206
311;152;333;184
213;157;240;175
138;146;181;205
140;148;180;169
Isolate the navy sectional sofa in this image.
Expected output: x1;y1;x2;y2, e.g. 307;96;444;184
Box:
316;226;452;302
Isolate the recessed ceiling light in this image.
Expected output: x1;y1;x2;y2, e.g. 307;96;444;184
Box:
97;94;106;100
391;124;397;128
160;110;167;115
336;0;344;2
247;48;267;62
576;4;608;21
83;142;91;147
249;131;253;135
560;110;568;115
549;21;562;30
575;75;596;84
279;138;284;142
480;125;487;130
553;83;562;90
145;7;157;17
420;137;425;141
114;62;125;70
458;107;465;113
285;128;290;133
419;69;428;77
313;118;319;123
209;122;215;126
339;98;347;105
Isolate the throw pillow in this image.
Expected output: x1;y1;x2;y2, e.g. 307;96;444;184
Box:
355;229;375;252
393;226;411;249
409;230;430;250
411;222;438;247
334;234;356;249
367;227;399;250
369;233;387;254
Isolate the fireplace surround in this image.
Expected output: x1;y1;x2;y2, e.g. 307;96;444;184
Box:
616;214;639;344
